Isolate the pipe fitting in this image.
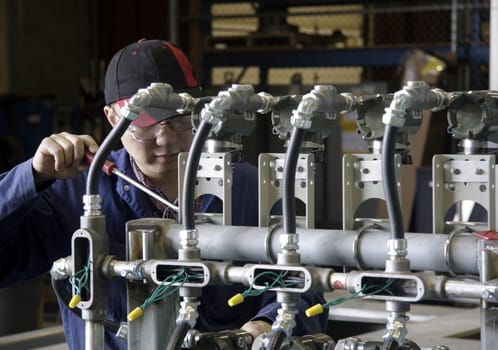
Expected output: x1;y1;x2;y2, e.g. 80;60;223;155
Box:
83;194;102;216
179;229;199;248
279;233;300;253
257;91;278;114
177;298;200;328
387;238;408;258
291;91;320;129
200;93;232;125
386;238;410;273
50;257;72;280
383;312;409;345
126;83;194;114
383;81;449;127
382;89;410;127
272;306;297;336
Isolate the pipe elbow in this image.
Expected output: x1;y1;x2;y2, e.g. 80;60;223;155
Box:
201;93;232;124
382;89;411;127
291;93;319;129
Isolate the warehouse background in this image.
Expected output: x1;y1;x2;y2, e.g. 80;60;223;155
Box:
0;0;493;340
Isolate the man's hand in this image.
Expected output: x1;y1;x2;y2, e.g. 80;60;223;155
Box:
241;320;272;338
32;132;98;188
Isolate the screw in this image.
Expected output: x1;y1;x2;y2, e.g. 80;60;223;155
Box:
475;168;484;175
452;168;461;175
362;168;370;174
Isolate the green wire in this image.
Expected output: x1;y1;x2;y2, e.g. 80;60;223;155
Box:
322;278;395;309
243;270;305;298
69;259;91;296
140;267;204;310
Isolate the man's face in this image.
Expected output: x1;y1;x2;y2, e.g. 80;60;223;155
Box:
116;107;194;180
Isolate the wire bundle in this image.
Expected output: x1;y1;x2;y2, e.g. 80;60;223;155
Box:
128;267;203;321
228;271;304;307
306;279;395;317
68;259;92;309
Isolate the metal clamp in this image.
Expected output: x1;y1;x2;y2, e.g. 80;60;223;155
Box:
352;224;379;270
444;228;475;277
265;222;280;264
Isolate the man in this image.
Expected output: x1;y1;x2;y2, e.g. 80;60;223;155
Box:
0;39;327;349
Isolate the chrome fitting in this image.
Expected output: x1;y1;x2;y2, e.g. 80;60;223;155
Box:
176;93;196;114
291;91;320;129
200;92;231;125
50;257;72;280
257;91;277;114
334;337;361;350
387;238;408;258
272;307;297;336
430;88;450;112
382;105;407;127
383;313;408;345
83;194;102;216
280;233;299;252
179;229;199;248
340;92;356;113
177;299;200;328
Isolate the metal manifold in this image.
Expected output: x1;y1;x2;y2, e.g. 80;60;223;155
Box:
53;82;498;350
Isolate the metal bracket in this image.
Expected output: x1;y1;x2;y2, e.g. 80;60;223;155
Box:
433;154;496;233
342;153;401;230
258;153;315;228
178;152;233;226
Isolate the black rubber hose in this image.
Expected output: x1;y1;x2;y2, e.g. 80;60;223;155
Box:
50;277;120;334
267;329;286;350
282;127;305;235
381;125;405;240
86;116;131;195
181;119;213;230
166;321;191;350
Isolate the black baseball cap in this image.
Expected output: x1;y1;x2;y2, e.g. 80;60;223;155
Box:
104;39;202;127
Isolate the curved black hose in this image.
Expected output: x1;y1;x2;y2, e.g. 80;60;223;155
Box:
381;125;405;240
86;116;131;195
50;277;119;334
267;329;286;350
182;119;213;229
166;321;191;350
282;127;305;235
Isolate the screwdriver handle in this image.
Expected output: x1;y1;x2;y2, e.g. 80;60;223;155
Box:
84;151;116;176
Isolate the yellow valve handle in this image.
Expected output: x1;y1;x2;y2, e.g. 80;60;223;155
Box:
69;295;82;309
227;293;244;307
305;303;324;317
128;307;144;321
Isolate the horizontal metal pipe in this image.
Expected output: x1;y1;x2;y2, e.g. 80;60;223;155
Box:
162;223;479;275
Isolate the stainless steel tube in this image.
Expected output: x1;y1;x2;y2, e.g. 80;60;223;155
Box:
84;320;104;350
162;223;479;275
